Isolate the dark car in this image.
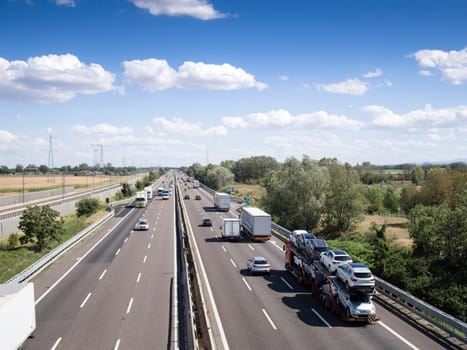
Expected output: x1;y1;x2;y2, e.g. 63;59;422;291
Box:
305;239;329;260
296;232;317;251
202;218;212;226
195;194;201;200
184;194;190;200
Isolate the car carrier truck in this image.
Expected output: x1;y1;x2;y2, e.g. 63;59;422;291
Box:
214;192;230;211
284;239;377;322
0;283;36;350
240;207;271;241
220;218;241;241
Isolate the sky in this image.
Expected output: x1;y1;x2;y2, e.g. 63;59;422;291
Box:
1;0;467;168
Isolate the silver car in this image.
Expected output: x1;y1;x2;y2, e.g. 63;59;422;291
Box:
135;219;149;231
247;256;270;275
337;263;375;291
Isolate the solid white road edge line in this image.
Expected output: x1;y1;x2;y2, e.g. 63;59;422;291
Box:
80;292;92;308
280;277;294;290
262;309;278;330
311;308;332;328
172;194;179;350
242;278;252;291
50;337;62;350
35;208;135;305
379;321;420;350
182;195;230;350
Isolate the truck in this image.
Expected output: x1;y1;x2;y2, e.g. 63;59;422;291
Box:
0;283;36;350
193;179;200;188
144;186;153;200
214;192;230;212
284;239;377;323
220;218;241;241
240;207;271;241
135;191;147;208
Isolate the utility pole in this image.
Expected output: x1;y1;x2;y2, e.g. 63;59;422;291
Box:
48;133;55;183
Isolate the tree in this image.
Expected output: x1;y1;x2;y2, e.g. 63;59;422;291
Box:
15;164;24;173
366;186;384;214
263;156;327;231
411;166;424;185
120;183;133;197
39;164;49;174
383;185;400;213
323;163;362;233
76;197;101;217
19;205;64;252
205;166;234;190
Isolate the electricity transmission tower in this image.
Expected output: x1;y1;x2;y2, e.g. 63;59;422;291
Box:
48;133;55;183
91;144;104;170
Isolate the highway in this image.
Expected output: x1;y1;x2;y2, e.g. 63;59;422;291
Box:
180;181;447;350
20;174;450;350
23;179;176;350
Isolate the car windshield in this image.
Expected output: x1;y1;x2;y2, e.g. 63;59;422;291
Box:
140;220;147;224
354;272;372;278
335;255;351;261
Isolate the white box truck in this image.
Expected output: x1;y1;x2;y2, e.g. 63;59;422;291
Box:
193;180;200;188
144;186;153;200
240;207;271;241
0;283;36;350
221;218;241;240
214;192;230;212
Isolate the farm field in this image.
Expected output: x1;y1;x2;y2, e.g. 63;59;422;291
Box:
357;215;411;247
0;175;129;196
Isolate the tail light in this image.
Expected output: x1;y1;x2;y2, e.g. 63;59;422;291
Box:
351;277;358;282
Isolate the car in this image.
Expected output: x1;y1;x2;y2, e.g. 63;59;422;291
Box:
320;249;353;273
337;290;376;319
305;238;329;260
195;194;201;200
201;218;212;226
247;256;270;275
296;232;317;251
336;263;375;291
184;194;190;200
135;219;149;231
162;194;169;200
289;229;316;247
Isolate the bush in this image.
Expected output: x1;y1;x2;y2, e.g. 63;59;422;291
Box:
76;197;101;217
7;234;20;250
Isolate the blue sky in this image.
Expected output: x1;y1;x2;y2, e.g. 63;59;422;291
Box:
1;0;466;168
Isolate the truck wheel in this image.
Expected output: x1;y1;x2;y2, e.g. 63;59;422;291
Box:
346;308;351;318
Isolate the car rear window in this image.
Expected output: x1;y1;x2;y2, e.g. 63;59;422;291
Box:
335;255;352;261
316;247;328;252
255;260;268;265
354;272;372;278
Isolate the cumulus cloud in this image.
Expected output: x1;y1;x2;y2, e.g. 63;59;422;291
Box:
316;78;368;95
153;117;228;136
0;130;16;143
365;104;467;130
0;54;116;103
413;48;467;84
223;109;363;130
363;68;383;78
130;0;226;20
123;59;266;91
71;123;134;135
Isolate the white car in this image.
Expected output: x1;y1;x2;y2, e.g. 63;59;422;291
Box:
320;249;353;273
135;219;149;230
337;290;376;319
247;256;270;275
337;263;375;291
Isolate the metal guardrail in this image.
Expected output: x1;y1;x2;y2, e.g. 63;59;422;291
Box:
6;210;115;284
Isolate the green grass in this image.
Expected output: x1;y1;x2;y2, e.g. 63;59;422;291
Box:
0;210;107;283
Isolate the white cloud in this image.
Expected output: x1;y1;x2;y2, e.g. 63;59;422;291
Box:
55;0;75;6
123;59;266;91
316;78;368;95
153;117;228;136
0;130;16;143
363;68;383;78
279;75;289;81
130;0;226;20
365;104;467;129
384;79;392;86
413;48;467;84
0;54;116;103
418;70;433;76
223;109;363;130
71;123;134;135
